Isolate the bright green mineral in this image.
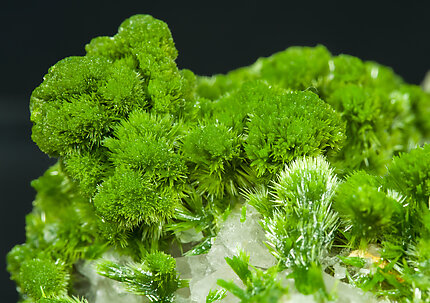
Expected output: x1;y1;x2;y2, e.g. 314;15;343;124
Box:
8;14;430;303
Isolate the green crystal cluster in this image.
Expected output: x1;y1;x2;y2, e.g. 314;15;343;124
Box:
8;14;430;302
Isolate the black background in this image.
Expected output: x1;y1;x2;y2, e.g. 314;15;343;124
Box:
1;1;429;301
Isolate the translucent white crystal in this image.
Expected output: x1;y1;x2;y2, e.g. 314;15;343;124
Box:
333;262;346;280
287;293;318;303
175;256;192;280
175;204;275;302
207;204;276;269
178;251;242;303
323;273;384;303
190;263;241;303
177;227;204;243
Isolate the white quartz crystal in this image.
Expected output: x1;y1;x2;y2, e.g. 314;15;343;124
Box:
175;204;275;302
208;205;276;269
333;262;347;280
287;293;319;303
323;272;383;303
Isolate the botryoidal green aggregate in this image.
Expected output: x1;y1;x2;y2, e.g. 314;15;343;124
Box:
8;13;430;303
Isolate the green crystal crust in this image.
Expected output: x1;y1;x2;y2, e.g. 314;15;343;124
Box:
9;13;430;303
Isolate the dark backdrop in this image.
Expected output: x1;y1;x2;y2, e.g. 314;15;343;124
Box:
1;0;429;301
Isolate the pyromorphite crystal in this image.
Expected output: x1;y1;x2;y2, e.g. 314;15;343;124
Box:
8;13;430;303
